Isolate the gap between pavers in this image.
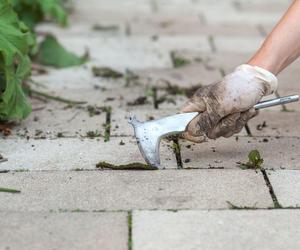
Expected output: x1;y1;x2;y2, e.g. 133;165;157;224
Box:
267;170;300;207
0;170;272;211
0;211;127;250
0;137;176;171
132;209;300;250
180;136;300;170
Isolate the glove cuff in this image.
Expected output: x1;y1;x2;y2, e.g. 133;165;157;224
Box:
236;64;278;95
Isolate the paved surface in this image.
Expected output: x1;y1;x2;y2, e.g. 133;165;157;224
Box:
1;0;300;249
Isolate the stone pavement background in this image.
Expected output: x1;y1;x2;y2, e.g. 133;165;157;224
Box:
1;0;300;249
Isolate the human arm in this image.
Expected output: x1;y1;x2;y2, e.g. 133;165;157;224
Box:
181;1;300;142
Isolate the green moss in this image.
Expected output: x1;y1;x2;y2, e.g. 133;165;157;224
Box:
96;161;157;170
86;130;101;139
170;51;190;68
226;201;258;210
0;187;21;193
15;169;29;172
127;212;132;250
92;67;123;78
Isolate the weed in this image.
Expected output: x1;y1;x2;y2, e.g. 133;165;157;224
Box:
237;149;263;170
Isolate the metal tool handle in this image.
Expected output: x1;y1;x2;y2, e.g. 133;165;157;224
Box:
254;95;299;110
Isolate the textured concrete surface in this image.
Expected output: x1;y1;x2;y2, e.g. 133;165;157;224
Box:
132;210;300;250
0;212;127;250
1;0;299;249
268;170;300;207
180;136;300;170
0;170;272;211
0;137;177;170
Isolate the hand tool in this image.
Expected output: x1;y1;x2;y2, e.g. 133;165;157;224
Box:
129;95;299;169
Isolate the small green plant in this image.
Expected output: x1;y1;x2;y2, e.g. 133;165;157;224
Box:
238;149;264;170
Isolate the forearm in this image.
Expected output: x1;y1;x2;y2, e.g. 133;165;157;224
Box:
248;0;300;75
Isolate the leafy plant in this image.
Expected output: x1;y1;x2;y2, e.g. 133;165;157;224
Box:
238;149;264;170
0;0;87;121
35;35;88;68
11;0;67;29
0;1;33;120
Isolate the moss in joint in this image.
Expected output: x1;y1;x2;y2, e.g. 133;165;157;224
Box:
96;161;157;170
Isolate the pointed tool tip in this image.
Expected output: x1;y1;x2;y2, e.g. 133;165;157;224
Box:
128;115;141;127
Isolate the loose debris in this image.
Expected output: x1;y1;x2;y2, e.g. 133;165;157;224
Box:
92;24;119;31
237;149;264;170
0;122;12;136
170;51;190;68
96;161;157;170
86;130;101;139
87;105;103;117
92;66;123;78
0;154;8;163
127;96;149;106
256;121;267;131
0;187;21;194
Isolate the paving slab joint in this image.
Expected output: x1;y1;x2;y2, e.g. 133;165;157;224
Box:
170;136;183;169
261;169;282;208
127;211;132;250
208;35;217;53
244;123;253;137
103;106;112;142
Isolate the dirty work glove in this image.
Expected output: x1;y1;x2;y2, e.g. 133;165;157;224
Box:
181;64;278;142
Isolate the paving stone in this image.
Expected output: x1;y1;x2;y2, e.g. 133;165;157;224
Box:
268;170;300;207
236;1;289;13
49;36;210;71
0;212;127;250
10;101;106;139
0;170;272;211
0;137;176;170
128;16;260;36
180;136;300;170
159;50;251;74
132;210;300;250
248;110;300;137
31;66;100;90
136;62;222;88
204;8;282;26
214;36;264;53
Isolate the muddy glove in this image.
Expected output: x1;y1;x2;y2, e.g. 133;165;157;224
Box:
181;64;278;142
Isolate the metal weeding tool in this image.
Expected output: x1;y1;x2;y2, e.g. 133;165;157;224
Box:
129;95;299;169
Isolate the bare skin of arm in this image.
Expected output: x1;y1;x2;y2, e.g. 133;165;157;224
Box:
248;0;300;75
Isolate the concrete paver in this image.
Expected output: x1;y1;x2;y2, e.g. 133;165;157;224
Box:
0;137;176;170
0;170;272;211
180;136;300;170
132;210;300;250
0;212;127;250
248;110;300;137
268;170;300;207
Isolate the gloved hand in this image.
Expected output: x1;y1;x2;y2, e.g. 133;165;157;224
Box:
181;64;278;142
